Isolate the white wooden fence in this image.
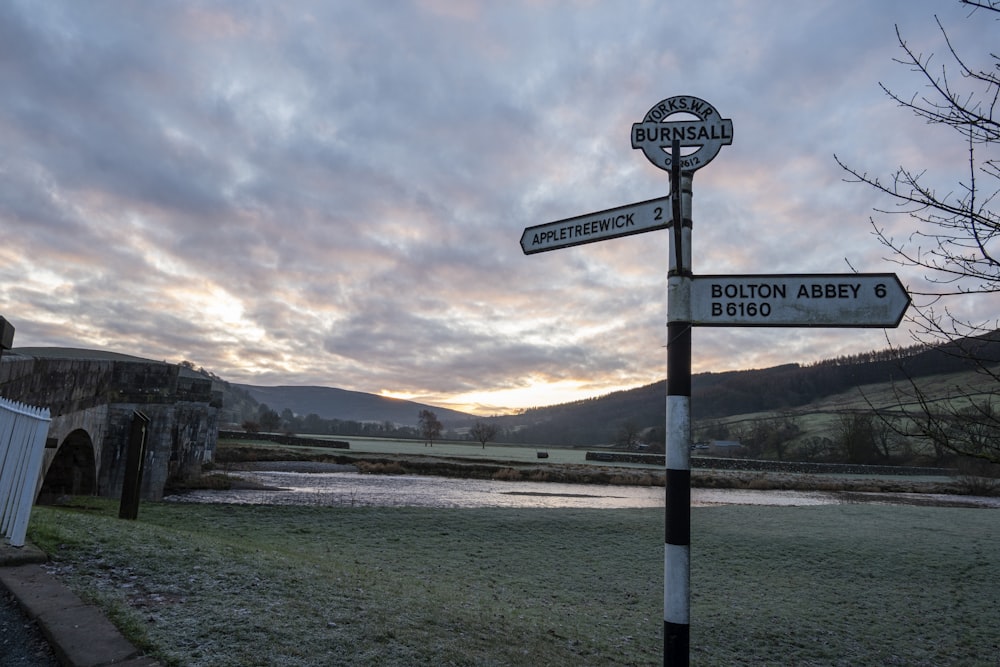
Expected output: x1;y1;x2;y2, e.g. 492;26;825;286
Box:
0;396;51;547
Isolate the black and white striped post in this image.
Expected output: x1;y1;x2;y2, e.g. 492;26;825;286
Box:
522;95;734;667
631;95;733;666
664;142;692;664
527;96;907;665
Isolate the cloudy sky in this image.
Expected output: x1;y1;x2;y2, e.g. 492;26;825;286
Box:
1;1;996;414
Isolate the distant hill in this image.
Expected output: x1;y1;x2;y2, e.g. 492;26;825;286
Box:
498;330;1000;446
205;329;999;445
234;384;474;427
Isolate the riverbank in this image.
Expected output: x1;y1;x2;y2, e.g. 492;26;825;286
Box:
202;439;998;499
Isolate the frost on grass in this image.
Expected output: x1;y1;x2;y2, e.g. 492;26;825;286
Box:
28;500;1000;666
28;503;662;665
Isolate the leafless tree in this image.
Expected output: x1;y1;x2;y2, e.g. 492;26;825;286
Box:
418;409;442;447
615;421;642;450
469;420;498;448
835;413;880;464
837;0;1000;463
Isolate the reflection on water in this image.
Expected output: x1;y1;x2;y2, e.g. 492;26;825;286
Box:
167;471;662;509
693;489;841;507
164;471;852;509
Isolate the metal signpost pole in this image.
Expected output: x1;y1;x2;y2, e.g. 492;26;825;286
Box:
632;95;731;666
664;141;692;665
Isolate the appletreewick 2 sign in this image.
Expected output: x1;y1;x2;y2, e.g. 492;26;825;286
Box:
521;94;908;666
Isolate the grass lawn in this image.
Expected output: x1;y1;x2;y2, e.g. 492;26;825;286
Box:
26;500;1000;666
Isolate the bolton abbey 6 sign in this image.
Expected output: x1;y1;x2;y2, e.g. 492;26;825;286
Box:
691;273;910;327
519;94;910;667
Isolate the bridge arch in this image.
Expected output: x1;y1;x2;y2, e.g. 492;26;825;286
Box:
38;429;97;504
2;349;219;501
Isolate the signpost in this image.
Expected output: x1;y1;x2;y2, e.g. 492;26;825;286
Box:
690;274;910;327
519;94;909;666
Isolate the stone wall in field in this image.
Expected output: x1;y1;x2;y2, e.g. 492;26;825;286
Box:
585;450;953;477
691;457;953;477
217;430;349;449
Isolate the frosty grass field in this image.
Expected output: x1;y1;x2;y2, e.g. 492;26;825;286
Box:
26;495;1000;666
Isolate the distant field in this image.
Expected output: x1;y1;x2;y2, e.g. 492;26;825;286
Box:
702;365;1000;457
28;499;1000;666
224;434;663;469
343;435;586;463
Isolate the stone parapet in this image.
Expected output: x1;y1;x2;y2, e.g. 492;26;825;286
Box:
1;348;218;501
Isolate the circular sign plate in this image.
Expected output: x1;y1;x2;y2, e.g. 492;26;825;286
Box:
631;95;733;172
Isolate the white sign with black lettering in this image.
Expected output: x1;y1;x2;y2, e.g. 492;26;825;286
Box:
520;196;671;255
690;273;910;327
631;95;734;172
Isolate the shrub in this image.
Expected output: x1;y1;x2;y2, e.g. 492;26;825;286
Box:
493;468;523;481
952;475;1000;496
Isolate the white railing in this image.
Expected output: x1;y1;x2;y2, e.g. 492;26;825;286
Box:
0;396;51;547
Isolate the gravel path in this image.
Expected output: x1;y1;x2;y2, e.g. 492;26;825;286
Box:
0;589;59;666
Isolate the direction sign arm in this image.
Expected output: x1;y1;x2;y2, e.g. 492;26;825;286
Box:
688;273;911;327
519;197;671;255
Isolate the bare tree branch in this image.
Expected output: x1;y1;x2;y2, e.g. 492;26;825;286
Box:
841;1;1000;464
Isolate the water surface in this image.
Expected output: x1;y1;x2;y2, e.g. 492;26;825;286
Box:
165;470;853;509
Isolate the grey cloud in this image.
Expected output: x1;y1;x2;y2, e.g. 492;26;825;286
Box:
0;0;985;411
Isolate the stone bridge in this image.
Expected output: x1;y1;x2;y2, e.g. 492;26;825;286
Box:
0;348;219;502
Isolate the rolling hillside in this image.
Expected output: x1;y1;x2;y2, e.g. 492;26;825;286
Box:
233;384;474;427
211;330;998;447
497;330;1000;446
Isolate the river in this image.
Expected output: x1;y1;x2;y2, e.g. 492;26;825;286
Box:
163;469;999;509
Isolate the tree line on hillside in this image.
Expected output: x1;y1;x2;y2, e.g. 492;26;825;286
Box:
494;331;1000;448
217;327;998;453
695;411;941;468
694;336;1000;420
203;324;998;466
238;404;502;450
241;404;427;440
